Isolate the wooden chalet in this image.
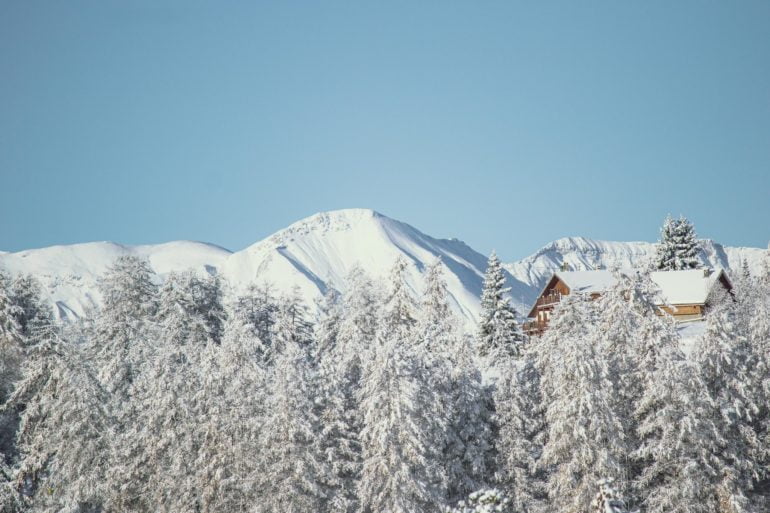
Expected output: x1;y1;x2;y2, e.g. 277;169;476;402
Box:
523;268;733;336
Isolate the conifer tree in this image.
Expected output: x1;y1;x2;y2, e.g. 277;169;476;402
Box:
92;256;158;403
536;294;629;513
113;271;224;512
0;273;52;508
315;268;381;513
633;310;724;513
495;347;547;513
8;275;53;347
446;334;495;504
314;288;341;362
696;304;761;512
233;282;279;354
0;272;24;468
316;287;361;513
419;260;493;503
592;270;668;487
358;257;447;513
271;286;314;361
258;336;332;513
746;268;770;503
7;331;112;512
194;306;267;512
0;272;23;404
477;252;523;360
655;215;700;270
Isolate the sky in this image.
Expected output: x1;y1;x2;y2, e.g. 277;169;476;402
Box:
1;1;769;261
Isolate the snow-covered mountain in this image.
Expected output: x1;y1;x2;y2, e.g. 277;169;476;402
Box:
0;240;232;320
0;209;766;328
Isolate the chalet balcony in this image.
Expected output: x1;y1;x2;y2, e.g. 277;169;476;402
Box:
534;292;562;309
522;320;548;337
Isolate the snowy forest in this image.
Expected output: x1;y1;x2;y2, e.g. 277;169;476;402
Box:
1;220;770;513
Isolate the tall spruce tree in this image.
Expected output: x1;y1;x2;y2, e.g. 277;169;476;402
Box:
494;346;547;513
477;252;523;360
696;303;761;512
8;330;112;513
195;303;266;512
536;293;629;513
315;267;380;513
357;257;447;513
655;215;701;270
419;260;492;503
316;287;361;513
92;256;158;402
258;335;332;513
630;285;728;513
113;271;224;512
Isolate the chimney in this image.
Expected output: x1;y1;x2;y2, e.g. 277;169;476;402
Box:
703;268;713;277
560;261;570;272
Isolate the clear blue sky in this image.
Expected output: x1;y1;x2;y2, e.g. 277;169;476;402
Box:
2;1;769;259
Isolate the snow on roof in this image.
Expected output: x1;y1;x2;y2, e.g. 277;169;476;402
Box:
553;268;728;306
649;269;727;305
555;270;617;294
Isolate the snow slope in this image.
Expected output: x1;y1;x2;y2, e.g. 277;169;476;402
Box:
221;209;505;324
0;209;766;328
0;241;231;320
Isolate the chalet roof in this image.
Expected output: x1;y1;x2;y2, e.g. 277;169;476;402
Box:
529;268;732;318
649;269;730;305
556;270;617;294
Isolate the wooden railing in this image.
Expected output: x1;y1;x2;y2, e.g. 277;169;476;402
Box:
534;292;562;308
522;320;549;337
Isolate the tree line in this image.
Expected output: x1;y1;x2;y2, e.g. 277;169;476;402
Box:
0;238;768;512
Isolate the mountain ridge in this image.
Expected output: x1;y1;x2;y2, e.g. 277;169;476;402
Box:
1;209;766;327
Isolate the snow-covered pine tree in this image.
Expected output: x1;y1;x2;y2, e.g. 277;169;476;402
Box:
0;273;53;510
314;287;341;362
0;272;23;402
477;252;523;360
745;265;770;506
0;272;24;469
112;271;224;512
633;311;724;513
494;346;547;513
336;265;380;373
654;215;700;270
695;302;761;513
382;255;418;344
358;334;446;513
315;287;362;513
257;333;332;513
271;286;314;361
418;259;492;503
446;333;495;504
536;293;629;513
417;259;456;356
314;268;380;513
232;281;279;355
592;270;669;489
92;256;158;403
358;256;447;513
194;305;267;512
8;275;53;347
7;329;112;512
